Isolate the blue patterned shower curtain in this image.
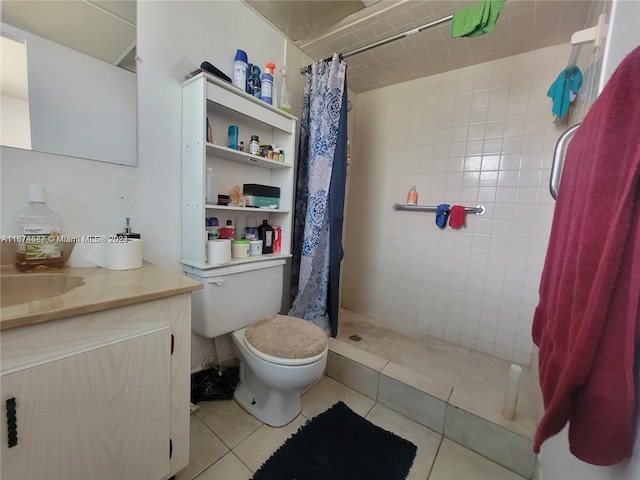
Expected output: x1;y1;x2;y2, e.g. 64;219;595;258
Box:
289;54;348;337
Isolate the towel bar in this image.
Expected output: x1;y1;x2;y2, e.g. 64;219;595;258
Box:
550;123;580;199
393;204;486;215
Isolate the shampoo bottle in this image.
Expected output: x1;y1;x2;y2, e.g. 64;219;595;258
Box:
261;62;275;105
15;184;65;271
406;185;418;205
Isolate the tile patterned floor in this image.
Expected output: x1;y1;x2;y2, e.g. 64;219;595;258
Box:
334;310;540;441
178;376;526;480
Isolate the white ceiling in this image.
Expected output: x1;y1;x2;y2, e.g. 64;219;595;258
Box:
249;0;595;93
1;1;595;93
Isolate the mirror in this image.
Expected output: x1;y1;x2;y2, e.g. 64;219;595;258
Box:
0;0;137;166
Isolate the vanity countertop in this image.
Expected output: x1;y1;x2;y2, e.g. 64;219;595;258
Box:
0;262;202;330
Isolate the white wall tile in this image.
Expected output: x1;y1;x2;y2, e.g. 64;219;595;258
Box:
343;45;573;364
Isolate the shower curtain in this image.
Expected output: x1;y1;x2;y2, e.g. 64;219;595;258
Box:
289;53;348;337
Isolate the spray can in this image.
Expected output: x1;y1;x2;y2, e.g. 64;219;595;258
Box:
232;49;248;91
261;62;275;105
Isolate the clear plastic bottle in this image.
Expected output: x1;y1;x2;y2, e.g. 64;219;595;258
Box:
278;65;291;113
15;184;65;271
406;185;418;205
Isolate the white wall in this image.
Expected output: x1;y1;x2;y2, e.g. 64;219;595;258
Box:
343;44;571;366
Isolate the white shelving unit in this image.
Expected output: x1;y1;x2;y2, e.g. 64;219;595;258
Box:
181;72;298;271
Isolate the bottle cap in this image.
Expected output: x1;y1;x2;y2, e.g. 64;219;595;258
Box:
265;62;275;74
28;184;47;203
234;49;248;63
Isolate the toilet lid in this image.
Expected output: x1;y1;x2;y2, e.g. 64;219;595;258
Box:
244;314;328;366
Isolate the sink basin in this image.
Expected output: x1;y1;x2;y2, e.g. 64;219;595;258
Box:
0;274;85;308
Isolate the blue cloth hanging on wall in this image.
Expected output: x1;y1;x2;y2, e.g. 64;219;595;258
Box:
547;67;583;122
289;54;348;336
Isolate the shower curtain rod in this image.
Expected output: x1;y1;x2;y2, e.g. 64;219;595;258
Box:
299;14;454;74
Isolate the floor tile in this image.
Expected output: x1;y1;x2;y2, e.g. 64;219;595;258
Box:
449;375;536;439
300;375;376;419
429;438;526;480
195;398;262;448
327;350;380;400
194;452;252;480
365;403;442;480
444;405;535;479
176;415;228;480
378;370;447;434
232;415;307;473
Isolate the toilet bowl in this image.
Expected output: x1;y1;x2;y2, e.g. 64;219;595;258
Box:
231;314;328;426
185;260;329;427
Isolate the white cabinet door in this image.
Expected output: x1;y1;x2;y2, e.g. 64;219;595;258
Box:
0;328;171;480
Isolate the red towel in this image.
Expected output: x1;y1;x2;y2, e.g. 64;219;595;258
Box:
448;205;466;228
532;46;640;466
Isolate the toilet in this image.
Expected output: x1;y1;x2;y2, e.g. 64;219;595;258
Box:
185;259;329;426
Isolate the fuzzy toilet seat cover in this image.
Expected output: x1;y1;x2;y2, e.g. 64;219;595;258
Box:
244;314;328;360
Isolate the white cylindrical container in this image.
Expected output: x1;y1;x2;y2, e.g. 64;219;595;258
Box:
249;240;263;256
231;239;250;259
502;364;522;421
207;239;231;265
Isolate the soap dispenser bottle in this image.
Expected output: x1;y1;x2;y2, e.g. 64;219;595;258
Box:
117;217;141;239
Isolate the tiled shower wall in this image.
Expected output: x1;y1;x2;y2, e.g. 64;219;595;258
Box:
341;44;575;366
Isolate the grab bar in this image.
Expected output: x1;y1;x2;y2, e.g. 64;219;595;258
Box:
393;204;486;215
550;123;580;200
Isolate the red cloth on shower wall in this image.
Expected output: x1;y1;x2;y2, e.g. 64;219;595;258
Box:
532;46;640;466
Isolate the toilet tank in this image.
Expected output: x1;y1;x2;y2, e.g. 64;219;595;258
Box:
185;259;286;338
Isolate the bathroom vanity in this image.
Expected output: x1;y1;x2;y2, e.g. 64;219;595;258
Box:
0;263;201;480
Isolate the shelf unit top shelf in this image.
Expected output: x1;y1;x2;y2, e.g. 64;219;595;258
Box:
183;71;298;122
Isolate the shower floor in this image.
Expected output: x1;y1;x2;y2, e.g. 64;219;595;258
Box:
327;309;540;477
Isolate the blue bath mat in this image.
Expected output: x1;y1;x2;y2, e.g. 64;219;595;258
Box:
252;401;417;480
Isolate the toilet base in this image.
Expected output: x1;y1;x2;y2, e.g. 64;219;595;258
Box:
234;361;302;427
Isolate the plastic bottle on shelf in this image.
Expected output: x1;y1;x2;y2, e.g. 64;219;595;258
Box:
257;219;274;254
261;62;275;105
249;135;260;155
278;65;291;113
15;184;65;271
218;219;235;240
232;49;248;91
406;185;418;205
